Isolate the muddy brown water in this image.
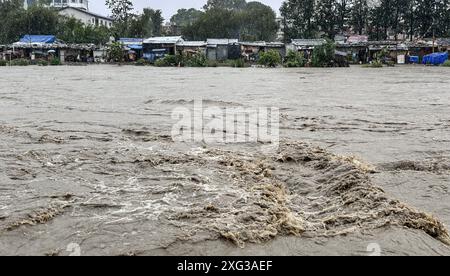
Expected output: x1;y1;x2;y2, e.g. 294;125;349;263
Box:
0;65;449;256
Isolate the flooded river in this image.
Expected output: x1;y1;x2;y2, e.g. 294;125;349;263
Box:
0;65;449;255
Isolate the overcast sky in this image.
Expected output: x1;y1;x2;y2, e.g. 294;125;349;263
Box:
89;0;283;20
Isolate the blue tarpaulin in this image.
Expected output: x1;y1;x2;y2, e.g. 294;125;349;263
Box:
119;38;143;44
128;45;143;50
19;35;56;44
409;56;419;64
422;52;448;65
119;38;143;51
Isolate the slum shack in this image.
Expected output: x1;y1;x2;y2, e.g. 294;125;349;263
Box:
143;36;184;62
335;35;369;64
240;41;266;61
240;41;286;62
119;38;144;61
334;50;350;67
367;41;408;64
265;42;286;58
9;35;97;63
206;39;240;61
403;41;434;63
287;39;327;61
11;35;61;61
60;44;96;63
175;41;207;57
437;38;450;53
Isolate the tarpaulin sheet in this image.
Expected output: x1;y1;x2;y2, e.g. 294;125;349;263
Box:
422;52;448;65
19;35;56;44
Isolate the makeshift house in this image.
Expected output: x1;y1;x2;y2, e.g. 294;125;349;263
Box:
10;35;97;63
240;41;266;61
402;40;437;63
12;35;61;60
93;47;108;63
366;41;408;63
119;38;144;61
240;41;286;61
143;36;184;62
176;41;207;57
334;50;350;67
334;35;369;64
288;39;327;51
287;39;327;60
437;38;450;52
265;42;286;58
206;39;240;61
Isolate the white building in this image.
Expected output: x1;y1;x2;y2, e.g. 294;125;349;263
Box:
17;0;114;28
23;0;89;10
59;7;114;28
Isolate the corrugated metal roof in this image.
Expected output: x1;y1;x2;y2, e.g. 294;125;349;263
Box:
266;42;284;47
207;39;239;46
176;41;207;47
437;38;450;46
240;41;284;47
291;39;327;46
119;38;144;45
143;36;184;44
240;41;267;47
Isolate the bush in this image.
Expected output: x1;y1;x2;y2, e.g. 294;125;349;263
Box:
185;53;208;67
0;60;7;66
154;55;182;67
442;60;450;67
10;59;29;66
311;40;335;67
49;58;61;66
208;60;218;67
363;61;383;68
154;58;169;67
284;50;306;67
229;58;246;68
38;60;49;66
135;58;149;66
258;50;282;67
108;41;124;62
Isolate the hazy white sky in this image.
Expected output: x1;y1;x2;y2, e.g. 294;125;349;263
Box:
90;0;283;20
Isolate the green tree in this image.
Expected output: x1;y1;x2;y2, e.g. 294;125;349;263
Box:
368;4;386;40
335;0;351;33
170;8;203;28
351;0;369;35
183;1;277;41
203;0;247;11
57;16;110;44
0;0;25;44
239;2;278;41
280;0;317;41
284;50;306;67
107;41;124;62
311;40;336;67
106;0;133;37
316;0;337;38
258;49;282;67
129;8;164;38
183;8;240;40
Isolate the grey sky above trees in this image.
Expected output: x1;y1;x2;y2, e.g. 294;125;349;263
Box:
90;0;283;19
